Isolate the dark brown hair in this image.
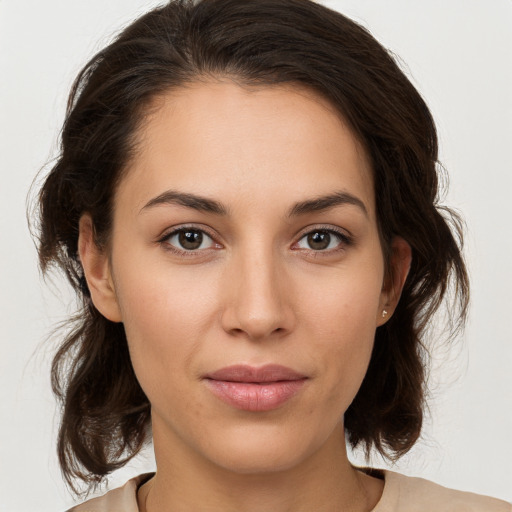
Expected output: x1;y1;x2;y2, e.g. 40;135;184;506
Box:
36;0;469;494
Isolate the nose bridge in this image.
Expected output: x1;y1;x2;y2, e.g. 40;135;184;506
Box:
222;238;293;340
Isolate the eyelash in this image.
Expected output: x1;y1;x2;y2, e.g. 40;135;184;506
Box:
157;224;353;257
293;226;353;254
157;225;220;257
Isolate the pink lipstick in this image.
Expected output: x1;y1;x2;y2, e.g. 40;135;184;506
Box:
204;364;307;412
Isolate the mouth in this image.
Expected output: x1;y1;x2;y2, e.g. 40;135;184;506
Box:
203;364;308;412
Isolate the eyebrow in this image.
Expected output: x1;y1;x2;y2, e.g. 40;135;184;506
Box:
141;190;228;215
140;189;367;218
287;191;368;218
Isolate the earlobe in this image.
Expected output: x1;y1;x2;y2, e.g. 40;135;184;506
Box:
78;215;122;323
377;236;412;326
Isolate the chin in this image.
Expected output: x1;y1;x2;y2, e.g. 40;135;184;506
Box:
199;423;330;475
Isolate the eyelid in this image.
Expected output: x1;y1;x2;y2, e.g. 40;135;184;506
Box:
157;224;223;254
292;224;353;252
156;223;353;255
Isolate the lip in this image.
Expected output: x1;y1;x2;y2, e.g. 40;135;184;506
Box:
204;364;308;412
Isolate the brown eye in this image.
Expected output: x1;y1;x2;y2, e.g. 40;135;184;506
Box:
179;230;203;250
166;228;215;251
307;231;331;250
296;229;349;251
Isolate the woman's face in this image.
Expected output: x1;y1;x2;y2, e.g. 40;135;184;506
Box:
82;81;407;474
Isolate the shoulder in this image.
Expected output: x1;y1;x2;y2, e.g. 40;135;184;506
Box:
64;470;511;512
375;470;512;512
66;473;153;512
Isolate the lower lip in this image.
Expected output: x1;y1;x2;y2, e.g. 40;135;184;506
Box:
205;379;307;412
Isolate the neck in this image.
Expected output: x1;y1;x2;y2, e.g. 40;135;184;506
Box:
138;420;383;512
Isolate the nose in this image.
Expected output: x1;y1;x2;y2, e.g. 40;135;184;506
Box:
220;246;295;341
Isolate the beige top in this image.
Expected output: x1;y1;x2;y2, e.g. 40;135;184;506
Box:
67;470;512;512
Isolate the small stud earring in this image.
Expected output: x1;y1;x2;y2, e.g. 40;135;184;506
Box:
382;309;388;318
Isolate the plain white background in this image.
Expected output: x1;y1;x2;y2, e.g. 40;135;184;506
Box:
1;1;511;510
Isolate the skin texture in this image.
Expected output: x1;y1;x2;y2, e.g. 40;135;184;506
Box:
79;81;411;512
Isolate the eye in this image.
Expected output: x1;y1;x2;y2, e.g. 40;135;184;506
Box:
295;229;350;251
164;228;216;251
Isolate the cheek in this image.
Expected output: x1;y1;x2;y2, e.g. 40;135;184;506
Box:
111;257;221;399
299;266;383;407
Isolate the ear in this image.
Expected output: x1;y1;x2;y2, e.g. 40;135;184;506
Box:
377;236;412;326
78;214;122;323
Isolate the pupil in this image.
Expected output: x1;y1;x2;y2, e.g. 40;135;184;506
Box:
308;231;330;250
179;230;203;250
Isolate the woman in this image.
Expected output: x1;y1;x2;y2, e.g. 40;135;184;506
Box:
35;0;511;510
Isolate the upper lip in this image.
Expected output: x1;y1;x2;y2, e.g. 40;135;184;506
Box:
205;364;307;383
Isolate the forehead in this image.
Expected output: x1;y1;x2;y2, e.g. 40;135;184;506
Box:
118;80;375;218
